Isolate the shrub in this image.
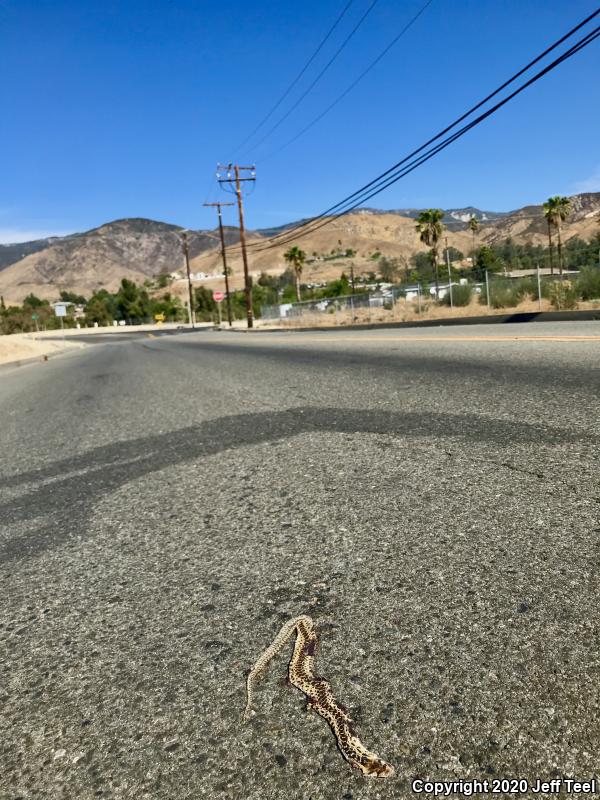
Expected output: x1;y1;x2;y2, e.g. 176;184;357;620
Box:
576;267;600;301
442;283;472;306
547;281;579;310
513;277;537;300
480;280;520;308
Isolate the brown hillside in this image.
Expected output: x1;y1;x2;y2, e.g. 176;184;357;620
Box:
0;219;250;304
187;212;474;293
0;194;598;304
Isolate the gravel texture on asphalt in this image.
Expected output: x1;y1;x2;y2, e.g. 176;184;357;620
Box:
1;322;599;800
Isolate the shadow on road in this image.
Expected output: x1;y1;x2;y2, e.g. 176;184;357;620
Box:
1;406;594;564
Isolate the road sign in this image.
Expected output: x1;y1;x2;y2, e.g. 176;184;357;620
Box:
154;313;165;322
31;314;38;320
213;291;224;302
54;304;68;317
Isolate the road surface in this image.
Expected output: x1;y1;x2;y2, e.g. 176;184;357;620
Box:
1;322;599;799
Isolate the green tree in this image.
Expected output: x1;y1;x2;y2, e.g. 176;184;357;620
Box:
283;246;307;302
473;246;503;281
410;251;435;280
115;279;149;323
156;272;172;289
543;196;572;278
22;293;47;308
194;286;217;321
150;292;184;322
448;246;464;260
59;290;87;305
256;272;279;304
415;209;445;298
85;296;112;326
378;256;402;283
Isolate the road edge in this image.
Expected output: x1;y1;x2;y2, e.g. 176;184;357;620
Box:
222;308;600;334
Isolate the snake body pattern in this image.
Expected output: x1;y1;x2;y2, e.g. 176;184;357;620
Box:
242;615;394;777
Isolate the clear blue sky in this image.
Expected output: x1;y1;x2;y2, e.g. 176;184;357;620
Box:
0;0;598;242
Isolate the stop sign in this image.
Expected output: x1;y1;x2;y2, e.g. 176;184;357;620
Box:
213;291;224;302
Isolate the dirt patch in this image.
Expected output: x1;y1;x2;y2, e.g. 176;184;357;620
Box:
0;333;84;366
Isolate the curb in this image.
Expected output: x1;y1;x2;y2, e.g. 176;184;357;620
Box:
0;327;213;370
0;354;52;372
0;343;91;372
222;309;600;334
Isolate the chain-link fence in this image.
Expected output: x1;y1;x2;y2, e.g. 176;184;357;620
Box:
259;268;596;323
260;284;470;322
261;291;393;323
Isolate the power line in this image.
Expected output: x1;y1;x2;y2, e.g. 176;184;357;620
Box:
193;9;599;268
231;0;355;157
260;32;600;253
240;11;600;254
185;203;595;270
259;0;435;163
243;0;381;157
250;9;600;249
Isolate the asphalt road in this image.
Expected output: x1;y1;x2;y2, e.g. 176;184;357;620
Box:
1;322;599;800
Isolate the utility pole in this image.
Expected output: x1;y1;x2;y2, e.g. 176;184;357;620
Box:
181;231;195;329
349;262;356;294
218;163;256;328
445;236;453;309
203;201;235;327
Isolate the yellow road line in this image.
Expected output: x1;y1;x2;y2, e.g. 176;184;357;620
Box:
312;335;600;343
231;333;600;344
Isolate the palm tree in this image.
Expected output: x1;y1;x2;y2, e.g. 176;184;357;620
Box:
544;196;572;278
415;209;445;298
284;246;307;302
468;215;479;273
544;216;555;275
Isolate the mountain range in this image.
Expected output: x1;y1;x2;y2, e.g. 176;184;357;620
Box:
0;193;598;305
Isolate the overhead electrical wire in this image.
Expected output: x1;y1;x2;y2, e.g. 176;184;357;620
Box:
227;8;600;255
301;26;600;230
231;0;356;157
253;27;600;253
259;0;435;162
250;10;600;248
188;206;574;268
241;0;381;157
194;8;599;267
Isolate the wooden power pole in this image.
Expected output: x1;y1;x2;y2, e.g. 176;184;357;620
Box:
217;164;256;328
203;201;235;327
181;231;195;329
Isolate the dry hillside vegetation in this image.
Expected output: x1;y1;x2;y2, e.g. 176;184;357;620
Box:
0;194;598;304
